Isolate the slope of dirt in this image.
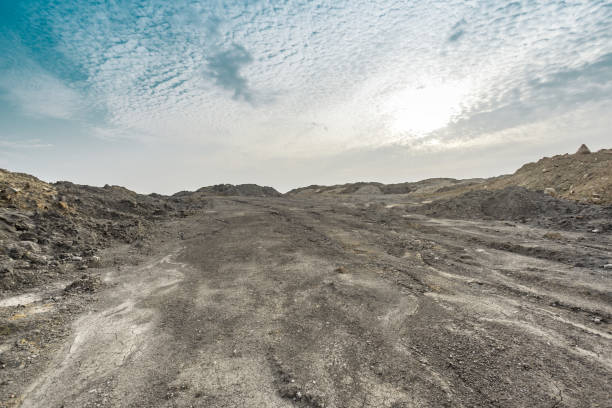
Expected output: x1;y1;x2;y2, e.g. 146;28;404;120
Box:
480;147;612;204
415;186;612;232
286;146;612;206
0;172;171;293
1;173;282;293
421;147;612;204
0;169;60;212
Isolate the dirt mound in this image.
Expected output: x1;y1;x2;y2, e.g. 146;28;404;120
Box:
576;144;591;154
483;147;612;204
354;184;383;195
174;184;281;198
54;181;171;219
286;182;383;195
417;186;612;231
200;183;281;197
0;170;174;293
429;147;612;205
0;169;61;212
286;178;485;196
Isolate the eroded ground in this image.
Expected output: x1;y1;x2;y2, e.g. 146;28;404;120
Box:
2;196;611;407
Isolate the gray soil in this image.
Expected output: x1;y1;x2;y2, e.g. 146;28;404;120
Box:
2;194;611;407
415;186;612;232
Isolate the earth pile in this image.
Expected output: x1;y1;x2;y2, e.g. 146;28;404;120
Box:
416;186;612;231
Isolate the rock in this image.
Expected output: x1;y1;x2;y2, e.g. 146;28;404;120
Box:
25;252;47;265
19;241;40;252
576;144;591;154
543;188;556;197
603;264;612;270
334;266;347;274
0;262;13;275
543;232;562;240
14;220;33;231
18;232;38;242
64;275;101;293
7;245;25;259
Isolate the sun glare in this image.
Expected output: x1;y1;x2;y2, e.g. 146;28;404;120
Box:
385;81;471;137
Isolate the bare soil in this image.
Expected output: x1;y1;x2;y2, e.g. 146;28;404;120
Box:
2;194;610;407
286;147;612;205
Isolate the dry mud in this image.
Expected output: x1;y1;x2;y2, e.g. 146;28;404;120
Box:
1;195;611;407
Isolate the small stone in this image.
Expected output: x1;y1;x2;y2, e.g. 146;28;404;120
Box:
543;232;562;240
8;246;25;260
0;262;13;275
603;264;612;270
334;266;347;274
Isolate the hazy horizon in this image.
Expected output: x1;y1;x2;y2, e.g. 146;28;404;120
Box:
1;1;611;194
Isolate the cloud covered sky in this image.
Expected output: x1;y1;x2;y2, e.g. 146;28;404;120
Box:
1;0;611;193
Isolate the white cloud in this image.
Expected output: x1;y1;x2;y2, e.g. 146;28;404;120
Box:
0;70;83;120
1;0;610;191
37;0;607;152
0;138;53;149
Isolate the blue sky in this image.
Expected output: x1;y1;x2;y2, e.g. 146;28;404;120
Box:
1;0;611;193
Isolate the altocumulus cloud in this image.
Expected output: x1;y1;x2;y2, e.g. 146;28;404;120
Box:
0;0;611;192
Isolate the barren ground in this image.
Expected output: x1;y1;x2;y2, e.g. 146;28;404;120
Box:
2;195;611;407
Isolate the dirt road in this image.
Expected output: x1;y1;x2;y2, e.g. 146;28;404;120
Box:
13;196;612;407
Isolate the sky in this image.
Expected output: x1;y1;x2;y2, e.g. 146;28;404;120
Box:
1;0;611;194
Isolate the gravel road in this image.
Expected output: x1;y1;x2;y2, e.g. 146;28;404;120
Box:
10;196;612;407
